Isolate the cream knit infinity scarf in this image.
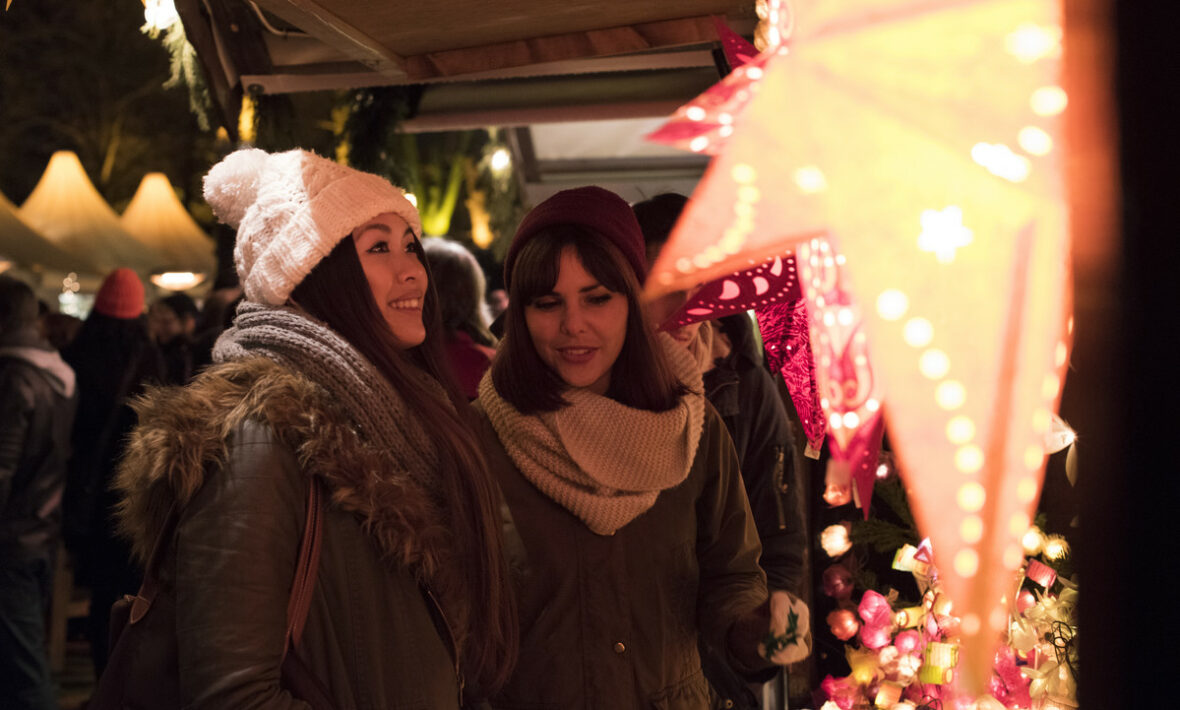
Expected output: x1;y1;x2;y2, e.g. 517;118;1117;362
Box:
213;301;446;477
479;333;705;535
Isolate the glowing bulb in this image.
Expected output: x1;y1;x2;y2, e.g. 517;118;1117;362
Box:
918;206;973;263
821;523;853;557
1056;341;1069;367
1018;126;1054;156
690;136;710;153
960;516;983;543
732;163;756;183
1003;544;1025;570
954;549;979;577
829;413;843;430
865;398;880;412
794;166;828;193
746;66;764;80
876;464;889;479
957;482;986;512
1005;23;1061;63
404;192;418;208
876;290;909;321
1043;535;1069;560
489;147;512;172
918;349;950;379
936;380;966;410
954;445;984;474
1022;526;1045;555
1016;477;1039;504
1010;512;1031;537
150;271;205;291
1031;86;1069;116
143;0;180;31
946;416;976;444
737;186;761;203
903;318;933;347
1024;445;1044;470
837;308;854;326
718;125;734;138
972;142;1032;182
718;112;734;125
686;105;707;121
842;411;860;429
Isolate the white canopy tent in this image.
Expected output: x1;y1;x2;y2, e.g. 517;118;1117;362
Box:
121;172;217;276
0;189;89;274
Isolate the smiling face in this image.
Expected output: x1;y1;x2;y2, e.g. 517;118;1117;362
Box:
525;246;629;395
351;212;428;349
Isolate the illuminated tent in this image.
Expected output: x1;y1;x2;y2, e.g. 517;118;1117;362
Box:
19;151;164;273
121;172;216;276
0;189;89;273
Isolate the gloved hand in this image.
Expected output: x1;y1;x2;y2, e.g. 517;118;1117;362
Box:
758;590;813;665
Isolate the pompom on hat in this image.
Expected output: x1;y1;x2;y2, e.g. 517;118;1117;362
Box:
93;268;145;319
203;148;421;306
503;186;647;290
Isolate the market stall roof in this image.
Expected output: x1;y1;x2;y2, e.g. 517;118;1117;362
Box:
121;172;218;276
177;0;753;133
0;189;91;273
18;151;166;274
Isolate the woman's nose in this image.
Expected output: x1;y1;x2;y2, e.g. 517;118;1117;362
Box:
560;305;586;334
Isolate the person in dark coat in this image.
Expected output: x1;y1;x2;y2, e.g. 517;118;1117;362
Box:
113;147;516;709
60;267;164;677
148;292;199;385
423;237;498;400
0;275;77;710
635;192;808;710
476;186;811;710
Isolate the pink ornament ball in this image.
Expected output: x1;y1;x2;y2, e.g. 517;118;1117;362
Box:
828;609;860;641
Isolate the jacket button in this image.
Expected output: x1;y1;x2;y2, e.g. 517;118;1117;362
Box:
613;642;625;654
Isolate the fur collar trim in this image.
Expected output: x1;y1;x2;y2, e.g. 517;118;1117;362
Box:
114;357;453;580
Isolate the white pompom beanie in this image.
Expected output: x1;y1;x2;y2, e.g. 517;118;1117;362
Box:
203;148;422;306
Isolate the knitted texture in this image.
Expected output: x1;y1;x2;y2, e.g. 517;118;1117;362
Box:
213;302;446;478
503;186;648;289
93;268;145;319
203;148;422;306
479;333;705;535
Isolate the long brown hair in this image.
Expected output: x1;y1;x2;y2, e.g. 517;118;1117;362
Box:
290;236;517;692
490;224;689;414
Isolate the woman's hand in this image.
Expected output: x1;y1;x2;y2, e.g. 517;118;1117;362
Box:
758;590;813;665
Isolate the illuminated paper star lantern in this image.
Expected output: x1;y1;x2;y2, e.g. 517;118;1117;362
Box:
644;0;1072;697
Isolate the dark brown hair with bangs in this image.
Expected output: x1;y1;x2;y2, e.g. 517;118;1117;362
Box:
490;224;689;414
289;236;517;692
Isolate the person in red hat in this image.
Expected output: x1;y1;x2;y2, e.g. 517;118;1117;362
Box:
60;267;165;679
474;186;812;710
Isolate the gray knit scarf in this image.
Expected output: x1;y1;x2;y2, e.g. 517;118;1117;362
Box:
213;301;445;475
479;333;705;535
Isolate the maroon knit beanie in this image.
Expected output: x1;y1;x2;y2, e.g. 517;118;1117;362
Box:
93;268;145;319
503;186;647;289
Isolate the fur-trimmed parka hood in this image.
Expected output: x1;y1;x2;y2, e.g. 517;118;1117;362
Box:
115;357;454;580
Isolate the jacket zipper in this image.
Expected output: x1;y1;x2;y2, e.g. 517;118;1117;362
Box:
423;586;465;707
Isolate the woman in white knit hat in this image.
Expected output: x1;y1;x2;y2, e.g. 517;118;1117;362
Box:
474;186;811;710
102;148;516;709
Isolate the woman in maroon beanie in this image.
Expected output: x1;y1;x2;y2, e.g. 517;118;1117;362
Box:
474;186;811;710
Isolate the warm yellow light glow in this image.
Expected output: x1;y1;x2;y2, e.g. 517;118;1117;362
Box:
837;307;854;326
829;413;843;430
1018;126;1054;156
143;0;180;31
718;112;734;125
865;398;880;412
971;142;1031;182
732;163;756;183
876;289;909;320
1005;23;1061;63
1043;535;1069;561
1003;544;1025;570
957;482;986;512
954;548;979;578
990;607;1009;632
1010;513;1031;537
1055;341;1069;367
404;192;418;208
718;125;734;138
737;186;761;203
903;317;933;347
1041;373;1061;399
490;148;512;172
821;523;853;557
1022;526;1045;555
954;445;984;474
1032;409;1052;432
690;136;710;153
918;349;950;379
935;380;966;410
686;106;707;121
843;412;860;429
150;271;205;291
1031;86;1069;116
1016;477;1039;503
794;166;828;193
1023;445;1044;470
946;416;976;444
0;260;12;274
960;612;981;634
960;516;983;544
918;206;973;263
876;464;889;479
746;66;763;81
238;92;257;144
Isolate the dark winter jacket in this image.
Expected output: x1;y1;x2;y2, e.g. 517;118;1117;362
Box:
0;334;77;562
703;314;806;593
474;401;770;710
115;358;469;710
